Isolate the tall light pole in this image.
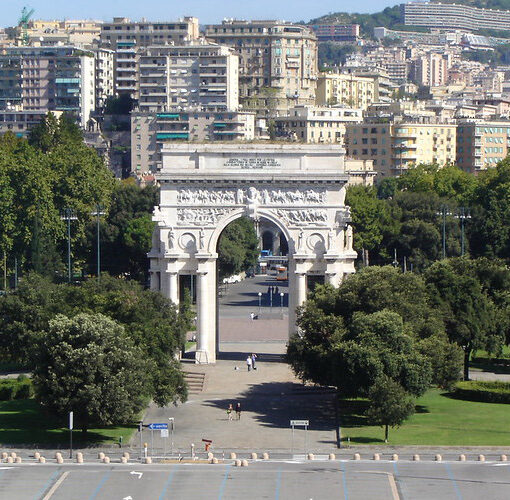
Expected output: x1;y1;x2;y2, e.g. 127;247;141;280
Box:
437;205;451;259
61;208;77;283
91;205;105;280
280;292;284;319
456;207;471;256
258;292;262;317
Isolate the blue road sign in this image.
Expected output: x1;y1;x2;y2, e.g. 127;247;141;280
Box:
147;423;168;430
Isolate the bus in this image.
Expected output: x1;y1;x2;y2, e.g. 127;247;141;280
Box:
276;266;288;281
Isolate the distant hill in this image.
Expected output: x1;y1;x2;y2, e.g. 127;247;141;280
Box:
309;1;510;39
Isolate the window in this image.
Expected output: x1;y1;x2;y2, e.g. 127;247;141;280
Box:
362;149;368;155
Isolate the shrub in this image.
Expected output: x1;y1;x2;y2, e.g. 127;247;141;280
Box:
0;381;17;400
0;379;33;400
15;380;33;399
453;380;510;404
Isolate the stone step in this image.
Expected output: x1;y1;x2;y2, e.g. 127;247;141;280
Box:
183;371;206;393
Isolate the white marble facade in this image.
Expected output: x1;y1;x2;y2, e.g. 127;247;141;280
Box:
148;144;357;363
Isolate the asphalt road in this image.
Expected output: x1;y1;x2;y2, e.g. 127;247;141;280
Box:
3;459;510;500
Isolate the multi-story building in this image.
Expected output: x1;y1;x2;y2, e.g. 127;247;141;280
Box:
93;48;114;110
0;110;52;137
138;42;238;113
402;2;510;32
100;17;200;98
131;110;256;173
0;46;96;127
205;19;318;114
345;119;457;177
412;53;450;87
316;73;376;110
456;120;510;173
309;24;360;42
274;105;362;143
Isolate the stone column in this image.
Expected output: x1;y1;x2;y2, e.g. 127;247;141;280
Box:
168;272;179;305
149;272;158;291
195;265;216;364
296;272;307;307
196;271;209;358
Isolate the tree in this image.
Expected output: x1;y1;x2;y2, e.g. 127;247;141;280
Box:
367;376;416;442
217;217;259;280
33;313;151;433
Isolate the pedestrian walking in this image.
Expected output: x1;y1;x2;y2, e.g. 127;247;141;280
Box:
250;312;255;321
246;355;252;371
235;403;241;420
275;286;279;295
227;403;233;421
251;353;258;370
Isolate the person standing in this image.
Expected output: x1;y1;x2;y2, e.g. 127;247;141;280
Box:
235;402;241;420
227;403;233;421
251;353;258;370
246;355;252;371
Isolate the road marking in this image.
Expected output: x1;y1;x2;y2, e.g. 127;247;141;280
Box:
274;468;282;500
340;462;349;500
130;470;143;479
88;471;111;500
217;464;231;500
445;463;463;500
42;471;70;500
33;469;60;500
158;468;175;500
357;471;400;500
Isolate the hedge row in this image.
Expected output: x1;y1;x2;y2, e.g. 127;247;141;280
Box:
0;377;33;401
453;380;510;404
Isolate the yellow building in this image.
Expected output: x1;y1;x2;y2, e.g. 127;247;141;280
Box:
345;121;457;177
316;73;376;110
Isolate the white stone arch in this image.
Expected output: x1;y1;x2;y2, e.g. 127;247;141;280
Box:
148;144;357;363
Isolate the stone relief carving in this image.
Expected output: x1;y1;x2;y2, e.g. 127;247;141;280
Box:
177;208;232;226
336;207;352;225
177;187;326;205
274;209;328;226
168;227;175;249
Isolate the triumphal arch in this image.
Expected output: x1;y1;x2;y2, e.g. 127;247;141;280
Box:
148;144;356;363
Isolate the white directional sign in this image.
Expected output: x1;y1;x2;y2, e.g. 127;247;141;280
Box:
290;420;309;426
161;429;169;438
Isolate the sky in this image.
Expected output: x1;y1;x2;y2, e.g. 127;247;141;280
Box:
5;0;398;26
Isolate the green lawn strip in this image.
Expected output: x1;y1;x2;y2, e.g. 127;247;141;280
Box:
340;388;510;446
0;399;137;447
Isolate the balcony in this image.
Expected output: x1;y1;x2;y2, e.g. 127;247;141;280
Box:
156;132;189;140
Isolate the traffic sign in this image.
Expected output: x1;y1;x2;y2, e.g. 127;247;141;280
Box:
147;423;168;430
290;420;309;426
160;429;169;438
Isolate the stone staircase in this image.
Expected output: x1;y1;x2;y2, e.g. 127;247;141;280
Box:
183;371;206;394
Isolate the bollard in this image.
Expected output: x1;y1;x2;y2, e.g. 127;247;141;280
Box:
56;456;63;464
6;457;13;464
262;453;269;460
10;452;16;459
353;453;360;461
15;457;21;464
478;455;485;462
145;457;152;464
241;459;248;467
104;457;110;464
230;452;237;460
54;452;61;459
34;452;40;460
392;454;399;461
328;453;335;460
373;453;380;461
235;459;241;467
307;453;314;461
98;452;105;460
501;454;507;462
39;457;46;464
1;452;7;460
123;452;130;460
251;452;257;460
458;454;466;462
413;454;420;461
435;454;442;462
121;457;128;464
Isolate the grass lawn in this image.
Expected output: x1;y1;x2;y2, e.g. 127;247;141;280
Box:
340;388;510;446
0;399;137;447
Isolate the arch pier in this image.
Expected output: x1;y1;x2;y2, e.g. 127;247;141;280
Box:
148;144;356;363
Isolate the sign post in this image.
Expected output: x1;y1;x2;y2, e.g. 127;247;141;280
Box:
290;420;309;456
147;423;169;458
168;418;175;455
69;411;74;459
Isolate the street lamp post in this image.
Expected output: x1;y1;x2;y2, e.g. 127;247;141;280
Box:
455;207;471;256
280;292;284;319
91;204;105;281
437;205;451;259
258;292;262;317
61;208;77;283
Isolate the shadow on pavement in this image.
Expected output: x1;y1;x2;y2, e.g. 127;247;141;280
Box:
216;351;285;363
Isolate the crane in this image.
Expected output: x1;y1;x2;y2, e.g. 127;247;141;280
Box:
18;6;35;46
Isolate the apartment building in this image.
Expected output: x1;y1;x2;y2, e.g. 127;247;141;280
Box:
345;120;457;177
138;42;238;113
93;48;114;109
457;120;510;173
412;53;449;87
205;19;318;114
0;110;50;137
402;2;510;32
100;17;200;98
316;73;376;110
309;24;360;42
0;46;96;127
131;110;256;173
274;105;362;143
